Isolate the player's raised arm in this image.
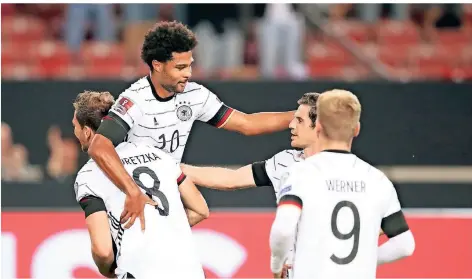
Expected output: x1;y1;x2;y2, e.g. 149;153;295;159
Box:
81;91;156;230
269;167;303;278
377;179;415;265
221;110;295;136
195;86;295;136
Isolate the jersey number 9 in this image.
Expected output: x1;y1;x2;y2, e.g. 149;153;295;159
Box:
132;166;170;216
330;200;360;265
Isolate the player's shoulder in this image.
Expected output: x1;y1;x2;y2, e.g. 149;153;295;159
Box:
353;156;393;187
269;149;304;164
118;76;152;102
179;81;213;99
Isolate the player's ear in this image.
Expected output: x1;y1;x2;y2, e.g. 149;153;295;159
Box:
353;122;360;137
84;126;93;140
314;118;322;134
152;60;162;73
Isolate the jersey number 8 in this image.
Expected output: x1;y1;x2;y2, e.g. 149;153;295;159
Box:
330;200;360;265
132;166;170;216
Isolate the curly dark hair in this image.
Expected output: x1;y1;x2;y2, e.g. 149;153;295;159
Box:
297;92;320;128
141;21;198;70
73;91;115;131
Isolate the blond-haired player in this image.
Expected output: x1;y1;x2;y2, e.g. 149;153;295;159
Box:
270;90;415;279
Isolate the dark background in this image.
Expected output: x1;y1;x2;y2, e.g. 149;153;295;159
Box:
2;80;472;209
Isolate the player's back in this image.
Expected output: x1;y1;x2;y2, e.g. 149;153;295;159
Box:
75;142;204;278
290;150;394;279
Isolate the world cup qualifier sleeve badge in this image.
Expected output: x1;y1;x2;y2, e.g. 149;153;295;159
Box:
176;102;193;121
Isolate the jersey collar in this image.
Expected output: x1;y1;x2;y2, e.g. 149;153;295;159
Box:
147;75;175;102
321;149;352;154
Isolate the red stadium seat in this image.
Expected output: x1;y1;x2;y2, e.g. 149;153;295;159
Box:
31;41;72;78
1;16;47;43
325;20;370;42
377;20;420;46
1;63;44;80
79;42;125;66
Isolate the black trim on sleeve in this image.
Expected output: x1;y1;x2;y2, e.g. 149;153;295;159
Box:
207;104;233;127
96;111;130;146
278;194;303;208
251;161;273;187
381;210;409;238
79;195;107;218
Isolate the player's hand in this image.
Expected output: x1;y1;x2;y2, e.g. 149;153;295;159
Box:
282;264;292;279
273;271;283;279
120;191;157;231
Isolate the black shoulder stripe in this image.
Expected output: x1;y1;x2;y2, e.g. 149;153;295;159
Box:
96;111;130;146
381;210;409;238
207;104;233;127
251;161;272;187
79;195;106;218
278;195;303;208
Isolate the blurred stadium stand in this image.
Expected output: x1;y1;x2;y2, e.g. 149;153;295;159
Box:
2;3;472;81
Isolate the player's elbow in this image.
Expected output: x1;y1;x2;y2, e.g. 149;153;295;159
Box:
92;244;114;264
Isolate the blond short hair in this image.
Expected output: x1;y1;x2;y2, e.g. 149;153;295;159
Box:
316;89;361;141
73;91;115;131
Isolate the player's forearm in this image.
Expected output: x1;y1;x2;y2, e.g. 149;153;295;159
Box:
270;205;301;273
185;208;208;227
377;230;415;265
181;164;254;190
88;135;140;196
244;111;295;136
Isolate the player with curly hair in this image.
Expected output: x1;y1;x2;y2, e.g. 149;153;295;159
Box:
86;21;295;231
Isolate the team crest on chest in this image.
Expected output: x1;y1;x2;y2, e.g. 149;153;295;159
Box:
176;101;192;121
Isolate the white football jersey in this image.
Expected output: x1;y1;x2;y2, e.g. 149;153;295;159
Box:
74;142;205;279
264;149;304;197
279;150;402;279
109;76;233;163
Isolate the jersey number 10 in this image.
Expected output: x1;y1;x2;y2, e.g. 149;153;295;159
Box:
132;166;170;216
330;200;360;265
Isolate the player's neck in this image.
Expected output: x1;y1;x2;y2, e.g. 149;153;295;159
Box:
149;73;175;99
318;137;352;153
303;145;318;158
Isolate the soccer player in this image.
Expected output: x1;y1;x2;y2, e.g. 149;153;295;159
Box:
181;92;319;197
87;21;295;230
270;90;415;279
72;91;208;279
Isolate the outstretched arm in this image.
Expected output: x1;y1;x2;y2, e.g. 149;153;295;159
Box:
220;110;295;136
181;164;256;190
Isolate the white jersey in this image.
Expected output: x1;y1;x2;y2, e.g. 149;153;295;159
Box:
264;149;304;197
74;142;205;279
110;76;233;163
279;150;402;279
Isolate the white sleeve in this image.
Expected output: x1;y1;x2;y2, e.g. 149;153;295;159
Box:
276;164;305;204
264;154;281;188
109;90;144;129
74;170;98;202
383;178;402;218
377;230;415;265
196;86;234;127
270;203;301;273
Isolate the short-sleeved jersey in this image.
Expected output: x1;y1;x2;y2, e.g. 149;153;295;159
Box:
278;150;402;279
109;76;234;163
74;142;204;279
263;149;304;197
